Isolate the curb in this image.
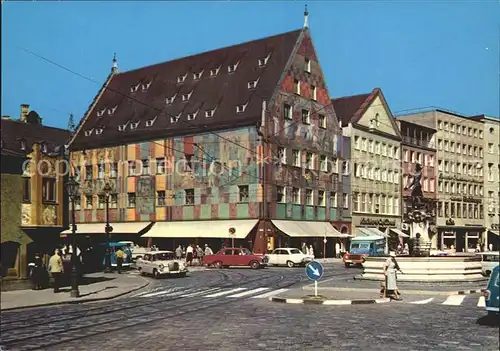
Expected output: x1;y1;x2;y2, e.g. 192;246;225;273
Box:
456;289;483;295
269;296;390;305
302;286;485;296
1;278;151;312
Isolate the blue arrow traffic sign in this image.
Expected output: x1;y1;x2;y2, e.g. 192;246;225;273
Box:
305;260;324;281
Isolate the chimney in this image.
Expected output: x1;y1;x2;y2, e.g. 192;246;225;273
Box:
20;104;30;122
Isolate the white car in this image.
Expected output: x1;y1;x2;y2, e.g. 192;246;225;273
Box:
136;251;188;278
265;248;314;268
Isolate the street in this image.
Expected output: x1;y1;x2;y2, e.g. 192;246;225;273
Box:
1;264;498;351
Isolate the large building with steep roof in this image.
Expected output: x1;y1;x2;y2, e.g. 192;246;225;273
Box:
67;14;350;255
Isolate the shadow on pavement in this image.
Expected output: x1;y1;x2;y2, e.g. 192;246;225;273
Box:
60;275;115;288
476;315;500;327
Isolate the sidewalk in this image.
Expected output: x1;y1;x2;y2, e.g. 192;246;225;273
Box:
303;277;486;295
0;272;150;311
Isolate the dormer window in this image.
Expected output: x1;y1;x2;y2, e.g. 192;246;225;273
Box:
236;103;248;113
166;94;176;105
97;109;105;117
258;54;271;67
146;116;158;127
209;67;220;77
170;114;181;123
130;83;140;93
228;62;239;73
181;92;193;102
205;108;216;118
177;74;187;83
130;121;140;130
193;71;203;80
118;122;129;132
40;143;47;153
248;78;260;89
304;58;311;73
96;128;104;135
141;81;152;91
85;129;94;137
187;110;199;121
108;106;117;115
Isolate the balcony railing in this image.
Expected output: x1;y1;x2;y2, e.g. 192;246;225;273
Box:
402;136;435;149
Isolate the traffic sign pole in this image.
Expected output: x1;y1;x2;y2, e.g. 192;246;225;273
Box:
305;260;324;298
314;280;318;297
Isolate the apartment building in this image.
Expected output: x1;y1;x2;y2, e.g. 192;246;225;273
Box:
397;109;485;252
471;115;500;250
333;88;403;238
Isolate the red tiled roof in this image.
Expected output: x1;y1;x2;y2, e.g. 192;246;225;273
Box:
332;88;379;126
0;117;71;155
71;29;304;150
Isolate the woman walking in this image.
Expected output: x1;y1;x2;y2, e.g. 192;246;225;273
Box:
383;251;403;300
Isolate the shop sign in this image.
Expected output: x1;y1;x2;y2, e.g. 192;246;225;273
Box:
360;218;396;226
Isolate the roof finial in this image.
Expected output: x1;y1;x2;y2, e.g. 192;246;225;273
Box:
112;53;118;73
303;4;309;29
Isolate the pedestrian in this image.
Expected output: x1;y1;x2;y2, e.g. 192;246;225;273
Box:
383;251;403;300
308;245;315;258
301;242;307;255
196;245;204;265
48;248;64;293
186;244;194;266
204;244;213;256
115;247;125;274
335;242;340;258
175;245;182;260
31;253;43;290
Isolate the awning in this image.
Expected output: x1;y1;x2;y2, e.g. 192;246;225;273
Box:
61;222;152;235
488;230;500;236
389;228;410;238
357;228;374;236
142;219;259;239
357;227;389;238
271;220;344;238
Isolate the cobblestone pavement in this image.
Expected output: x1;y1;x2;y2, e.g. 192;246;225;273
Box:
0;265;359;350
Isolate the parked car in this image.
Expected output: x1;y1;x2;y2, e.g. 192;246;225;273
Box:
204;247;268;269
475;251;499;276
483;264;499;318
265;248;313;267
136;251;188;278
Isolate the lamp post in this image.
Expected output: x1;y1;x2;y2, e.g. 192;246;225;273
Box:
65;176;80;298
102;182;113;273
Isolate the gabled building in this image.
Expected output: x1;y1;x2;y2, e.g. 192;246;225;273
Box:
333;88;403;241
67;12;348;256
1;105;71;283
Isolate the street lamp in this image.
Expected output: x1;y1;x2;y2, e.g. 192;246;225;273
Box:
102;182;114;273
65;176;80;298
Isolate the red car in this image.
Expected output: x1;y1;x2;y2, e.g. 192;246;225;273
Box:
204;248;268;269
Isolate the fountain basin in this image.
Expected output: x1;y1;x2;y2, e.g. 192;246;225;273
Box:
359;255;486;282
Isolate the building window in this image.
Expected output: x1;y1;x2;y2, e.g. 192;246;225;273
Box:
311;85;317;100
142;159;150;175
156;158;165;174
354;136;360;150
110;163;117;178
110;194;118;208
42;178;56;203
22;177;31;203
292;150;300;166
85;165;93;180
127;193;136;208
342;194;349;209
185;189;194;205
305;189;313;205
128;161;136;176
330;192;337;208
305;152;313;169
352;193;359;212
292;188;300;204
318;114;326;129
304;58;311;72
318;190;325;206
294;79;300;94
85;195;93;209
320;155;328;172
277;186;286;203
98;164;105;179
157;191;166;206
238;185;249;202
98;195;106;209
283;104;293;120
74;195;81;210
301;109;310;124
277;147;286;164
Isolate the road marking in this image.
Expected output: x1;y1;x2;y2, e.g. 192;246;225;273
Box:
477;296;485;307
180;288;221;297
442;295;466;306
323;299;351;305
251;288;289;299
204;288;246;297
285;298;303;304
410;298;434;304
142;289;190;298
227;287;269;298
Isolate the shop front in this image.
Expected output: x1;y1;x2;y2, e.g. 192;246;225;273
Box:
352;216;401;237
437;223;485;252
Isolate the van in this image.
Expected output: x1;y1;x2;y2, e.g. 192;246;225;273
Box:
343;235;385;268
475;251;499;276
482;265;499;317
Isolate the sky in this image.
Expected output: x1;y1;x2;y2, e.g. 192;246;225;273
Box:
1;1;499;130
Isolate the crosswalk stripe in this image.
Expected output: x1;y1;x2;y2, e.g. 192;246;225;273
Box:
442;295;466;305
180;288;221;297
204;288;246;297
251;288;289;299
228;287;269;298
142;289;190;298
477;296;485;307
410;298;434;304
